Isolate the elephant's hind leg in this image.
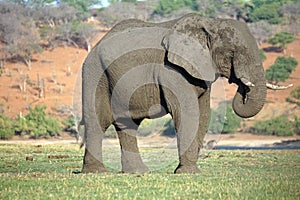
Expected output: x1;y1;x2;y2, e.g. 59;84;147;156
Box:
82;122;110;173
114;120;149;173
82;147;108;173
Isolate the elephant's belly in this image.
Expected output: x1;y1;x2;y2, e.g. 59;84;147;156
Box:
129;84;165;119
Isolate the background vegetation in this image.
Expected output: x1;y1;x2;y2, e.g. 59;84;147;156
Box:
1;0;300;68
0;105;74;140
286;86;300;106
265;56;298;83
250;115;300;136
209;102;242;134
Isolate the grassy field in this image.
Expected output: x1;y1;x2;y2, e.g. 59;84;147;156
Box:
0;143;299;199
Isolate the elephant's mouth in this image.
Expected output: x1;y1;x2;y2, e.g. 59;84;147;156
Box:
232;78;266;118
237;83;250;104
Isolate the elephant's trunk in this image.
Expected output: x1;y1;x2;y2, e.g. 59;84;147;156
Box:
232;75;267;118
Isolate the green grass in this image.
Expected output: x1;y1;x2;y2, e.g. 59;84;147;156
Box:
0;144;299;199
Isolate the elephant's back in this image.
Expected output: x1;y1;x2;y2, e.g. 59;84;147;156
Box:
98;26;168;70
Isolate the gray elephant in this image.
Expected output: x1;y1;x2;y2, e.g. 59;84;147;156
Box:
80;14;266;174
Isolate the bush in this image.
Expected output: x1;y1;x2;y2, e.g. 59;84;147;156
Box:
0;114;14;140
249;4;282;24
251;116;295;136
265;56;298;83
138;115;175;137
259;49;267;61
14;105;61;139
209;102;242;134
105;125;117;138
268;32;295;50
154;0;196;17
248;21;274;45
295;116;300;135
286;86;300;106
97;2;156;27
63;115;77;134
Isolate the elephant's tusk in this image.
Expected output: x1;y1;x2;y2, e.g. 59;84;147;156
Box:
241;78;255;87
266;83;293;90
245;81;255;87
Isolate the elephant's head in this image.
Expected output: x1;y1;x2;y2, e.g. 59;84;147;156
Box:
162;14;266;118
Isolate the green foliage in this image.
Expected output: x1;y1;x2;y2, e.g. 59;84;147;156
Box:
252;116;296;136
154;0;196;16
290;86;300;100
60;0;100;13
122;0;137;2
249;0;295;24
103;116;175;138
0;114;14;139
62;115;77;133
286;86;300;106
249;4;282;24
294;116;300;135
259;49;267;61
209;102;242;133
14;105;61;139
265;56;297;83
104;125;117;138
268;32;295;49
138;115;175;137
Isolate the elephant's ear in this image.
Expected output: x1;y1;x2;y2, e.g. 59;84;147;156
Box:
162;31;216;81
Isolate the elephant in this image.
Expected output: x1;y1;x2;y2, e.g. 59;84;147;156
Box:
80;13;267;174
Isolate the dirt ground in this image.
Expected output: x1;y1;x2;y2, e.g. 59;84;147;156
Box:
0;133;299;149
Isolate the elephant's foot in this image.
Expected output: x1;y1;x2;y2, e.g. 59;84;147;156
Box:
82;148;108;173
174;164;200;174
82;163;109;173
121;151;149;173
122;162;149;174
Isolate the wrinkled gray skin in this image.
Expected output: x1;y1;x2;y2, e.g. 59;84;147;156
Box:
81;14;266;174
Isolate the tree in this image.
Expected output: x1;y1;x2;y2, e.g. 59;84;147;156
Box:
122;0;137;2
279;2;300;24
220;0;254;21
154;0;196;17
98;2;156;27
265;56;298;83
279;2;300;34
249;4;282;24
59;0;100;13
75;22;97;52
35;3;79;27
268;31;295;52
195;0;220;18
35;3;81;49
0;2;42;69
4;0;58;9
56;23;78;47
286;86;300;106
248;21;274;45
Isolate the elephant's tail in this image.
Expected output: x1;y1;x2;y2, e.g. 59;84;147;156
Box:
77;119;85;148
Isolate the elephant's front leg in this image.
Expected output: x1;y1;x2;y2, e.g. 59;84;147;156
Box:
114;121;149;173
174;90;210;174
